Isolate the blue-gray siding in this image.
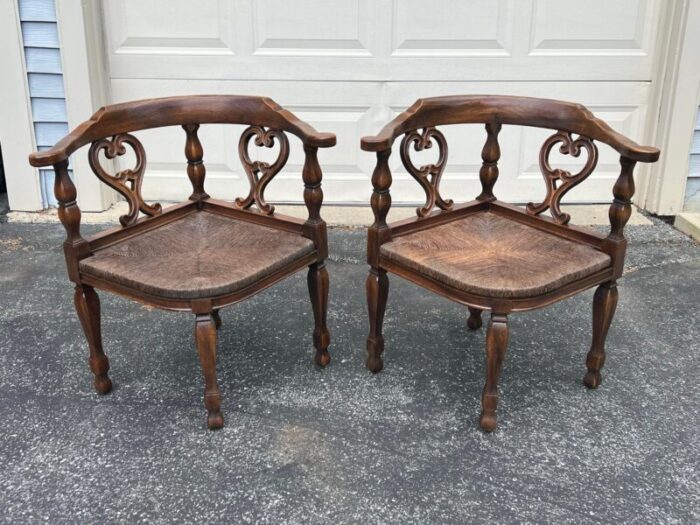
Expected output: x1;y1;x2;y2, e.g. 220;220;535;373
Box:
19;0;68;207
685;107;700;212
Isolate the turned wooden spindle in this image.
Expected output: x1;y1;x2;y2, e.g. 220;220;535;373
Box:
365;148;393;373
183;124;209;203
608;156;636;242
301;144;328;259
53;160;90;281
302;144;324;225
367;149;392;266
476;122;502;201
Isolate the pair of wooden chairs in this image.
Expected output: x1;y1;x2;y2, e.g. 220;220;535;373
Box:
28;95;660;431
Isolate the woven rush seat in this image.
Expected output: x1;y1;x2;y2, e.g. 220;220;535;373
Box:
380;211;611;299
80;212;316;299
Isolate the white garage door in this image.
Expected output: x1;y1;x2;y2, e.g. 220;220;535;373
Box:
100;0;663;207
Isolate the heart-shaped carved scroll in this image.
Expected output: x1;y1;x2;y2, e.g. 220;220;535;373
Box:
400;127;454;218
88;134;162;227
235;126;289;215
526;131;598;225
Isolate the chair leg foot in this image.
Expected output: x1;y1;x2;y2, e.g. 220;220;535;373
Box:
74;285;112;395
479;313;509;432
467;307;483;330
195;313;223;430
366;267;389;374
308;262;331;367
583;282;618;389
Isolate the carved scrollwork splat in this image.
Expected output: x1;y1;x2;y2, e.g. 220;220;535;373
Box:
88;134;162;227
526;131;599;225
235;125;289;216
400;127;454;218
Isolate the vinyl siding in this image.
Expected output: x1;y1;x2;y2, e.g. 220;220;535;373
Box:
19;0;68;207
685;107;700;212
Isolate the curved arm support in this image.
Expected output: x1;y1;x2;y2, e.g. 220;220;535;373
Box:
367;149;393;267
361;95;659;163
53;160;90;282
29;95;337;167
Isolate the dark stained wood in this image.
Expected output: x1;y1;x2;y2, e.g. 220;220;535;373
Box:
526;131;598;224
53;161;92;283
29;95;336;167
367;149;393;268
362;95;660;431
476;122;501;202
195;313;223;430
74;285;112;394
365;267;389;374
467;307;483;330
308;262;331;367
399;127;453;217
183;124;209;203
235;125;289;215
583;281;618;389
360;95;659;162
480;313;509;432
29;95;336;430
88;133;162;226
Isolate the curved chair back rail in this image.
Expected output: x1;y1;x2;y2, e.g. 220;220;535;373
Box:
360;95;659;163
29;95;336;167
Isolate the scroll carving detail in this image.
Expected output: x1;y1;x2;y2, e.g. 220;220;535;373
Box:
88;134;162;227
400;127;453;218
526;131;598;225
235;125;289;215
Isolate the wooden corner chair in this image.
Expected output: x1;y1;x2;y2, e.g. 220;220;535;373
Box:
28;95;336;430
361;95;660;431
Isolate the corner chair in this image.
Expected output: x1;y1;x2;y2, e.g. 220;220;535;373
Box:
28;95;336;430
360;95;660;431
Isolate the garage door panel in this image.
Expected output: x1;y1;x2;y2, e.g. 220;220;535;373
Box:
253;0;377;57
105;0;237;56
103;0;661;81
392;0;514;57
103;1;660;205
530;0;654;56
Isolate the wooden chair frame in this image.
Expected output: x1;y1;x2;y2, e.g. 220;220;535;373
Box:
29;95;336;430
361;95;660;431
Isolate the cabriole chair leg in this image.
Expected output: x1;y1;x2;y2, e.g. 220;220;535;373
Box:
308;261;331;367
583;281;618;389
480;313;509;432
195;313;223;430
366;267;389;374
467;307;483;330
74;285;112;394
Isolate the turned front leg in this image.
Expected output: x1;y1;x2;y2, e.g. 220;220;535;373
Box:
480;313;509;432
307;261;331;367
467;307;483;330
195;313;223;430
366;267;389;373
74;285;112;394
583;281;619;389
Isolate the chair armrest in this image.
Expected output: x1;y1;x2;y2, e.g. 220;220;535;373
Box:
361;95;660;163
